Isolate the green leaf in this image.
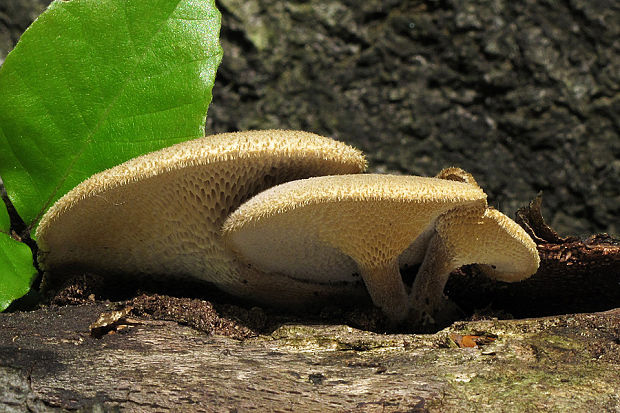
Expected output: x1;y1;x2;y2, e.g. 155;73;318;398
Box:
0;232;37;311
0;0;222;310
0;0;223;233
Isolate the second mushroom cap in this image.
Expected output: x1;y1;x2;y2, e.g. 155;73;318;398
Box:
222;173;487;321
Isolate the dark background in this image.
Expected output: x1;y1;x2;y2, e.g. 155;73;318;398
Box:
1;0;618;237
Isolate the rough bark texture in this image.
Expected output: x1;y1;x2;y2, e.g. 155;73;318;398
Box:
1;0;619;237
1;304;619;412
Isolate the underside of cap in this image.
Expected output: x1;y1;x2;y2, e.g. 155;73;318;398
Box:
36;130;367;299
37;130;366;230
435;206;540;282
474;208;540;281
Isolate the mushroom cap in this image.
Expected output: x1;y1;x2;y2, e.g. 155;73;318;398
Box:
435;206;540;282
222;174;487;283
36;130;367;294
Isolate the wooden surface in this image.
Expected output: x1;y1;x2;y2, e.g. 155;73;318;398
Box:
1;303;619;412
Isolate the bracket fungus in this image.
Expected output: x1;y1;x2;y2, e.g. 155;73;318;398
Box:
36;130;367;304
223;170;540;325
37;129;539;328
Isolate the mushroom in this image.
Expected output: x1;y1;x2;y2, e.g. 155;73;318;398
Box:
408;204;540;327
222;169;539;325
35;130;367;304
222;173;487;322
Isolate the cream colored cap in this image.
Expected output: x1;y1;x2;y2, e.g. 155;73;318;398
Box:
222;174;487;282
436;206;540;282
36;130;366;283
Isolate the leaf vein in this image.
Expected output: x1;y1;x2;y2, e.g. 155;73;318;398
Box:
32;0;187;228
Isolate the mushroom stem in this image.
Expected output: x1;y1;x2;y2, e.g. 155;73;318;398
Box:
359;259;409;323
408;233;458;326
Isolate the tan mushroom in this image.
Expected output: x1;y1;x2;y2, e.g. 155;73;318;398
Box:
409;204;540;327
405;167;540;326
222;173;488;323
35;130;367;304
223;169;540;325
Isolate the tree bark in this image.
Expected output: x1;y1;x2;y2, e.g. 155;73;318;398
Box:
1;303;619;412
